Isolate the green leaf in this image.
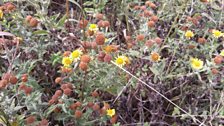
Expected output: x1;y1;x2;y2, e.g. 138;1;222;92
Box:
57;15;67;27
84;8;95;13
83;1;93;6
33;30;49;35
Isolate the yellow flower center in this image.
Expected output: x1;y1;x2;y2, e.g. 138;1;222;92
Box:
151;52;160;62
89;24;98;32
116;57;124;65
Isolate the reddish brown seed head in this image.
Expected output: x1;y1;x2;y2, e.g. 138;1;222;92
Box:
91;90;99;97
25;15;32;23
197;38;206;44
9;75;18;85
95;13;104;20
21;74;28;82
92;103;100;111
55;90;63;96
63;88;72;96
2;72;11;82
81;55;91;63
97;20;104;28
0;80;8;88
26;116;36;124
74;110;83;119
151;15;159;22
154;37;162;45
79;62;88;71
39;119;48;126
87;102;94;108
211;68;219;75
55;77;62;84
214;55;223;65
24;87;33;95
78;19;88;29
104;54;112;63
136;34;145;41
148;20;155;28
103;21;110;27
95;33;105;45
29;18;38;27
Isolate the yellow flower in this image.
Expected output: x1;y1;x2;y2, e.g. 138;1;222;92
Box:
0;10;3;19
89;24;98;32
185;30;194;39
190;58;203;70
62;57;72;67
105;38;109;43
70;49;82;61
220;50;224;57
123;56;131;64
150;52;160;62
115;56;126;67
212;30;223;38
107;109;115;117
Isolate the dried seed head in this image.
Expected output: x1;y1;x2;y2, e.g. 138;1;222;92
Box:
29;18;38;27
79;62;88;71
26;116;36;124
81;55;91;63
55;77;62;84
147;20;155;28
214;55;223;65
95;33;105;45
74;110;83;119
136;34;145;41
92;103;100;111
63;88;72;96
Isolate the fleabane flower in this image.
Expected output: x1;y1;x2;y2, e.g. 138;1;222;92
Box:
62;57;72;67
220;50;224;57
70;49;83;61
185;30;194;39
150;52;160;62
106;109;115;117
89;24;98;32
190;58;204;70
115;56;127;67
212;29;223;38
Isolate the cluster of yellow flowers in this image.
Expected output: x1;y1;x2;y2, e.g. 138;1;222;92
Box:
185;29;223;39
62;49;83;67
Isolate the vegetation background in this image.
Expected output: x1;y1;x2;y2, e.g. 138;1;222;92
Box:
0;0;223;126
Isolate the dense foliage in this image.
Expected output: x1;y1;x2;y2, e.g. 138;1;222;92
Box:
0;0;223;125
